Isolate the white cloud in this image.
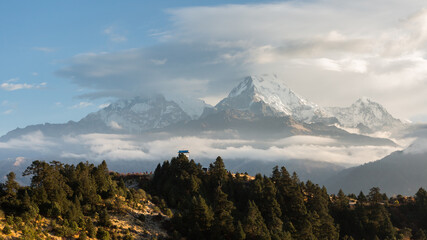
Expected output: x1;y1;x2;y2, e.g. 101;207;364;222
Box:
1;82;34;91
0;131;407;168
54;133;401;166
56;0;427;121
13;157;26;167
6;78;19;83
71;102;93;109
98;103;111;109
32;72;39;76
3;109;13;115
108;121;122;130
103;26;127;43
33;47;55;52
1;79;47;91
0;131;57;152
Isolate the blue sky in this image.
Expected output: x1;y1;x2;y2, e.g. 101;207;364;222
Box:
0;0;262;135
2;0;427;136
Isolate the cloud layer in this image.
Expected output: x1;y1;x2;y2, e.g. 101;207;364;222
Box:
1;78;47;91
57;0;427;120
0;131;405;167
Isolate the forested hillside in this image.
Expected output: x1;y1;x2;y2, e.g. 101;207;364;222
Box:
1;155;427;239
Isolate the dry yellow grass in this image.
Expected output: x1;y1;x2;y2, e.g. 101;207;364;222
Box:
0;196;170;239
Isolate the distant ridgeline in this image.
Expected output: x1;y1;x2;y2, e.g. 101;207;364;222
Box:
1;155;427;239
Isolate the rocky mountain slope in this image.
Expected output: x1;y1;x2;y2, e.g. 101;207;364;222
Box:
324;133;427;195
1;75;404;141
326;97;403;132
216;74;331;122
81;95;192;134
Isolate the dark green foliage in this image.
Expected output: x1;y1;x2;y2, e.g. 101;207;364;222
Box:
189;195;214;237
209;156;228;187
96;227;110;240
244;200;271;240
152;154;204;208
86;218;96;238
212;186;235;239
99;208;111;227
79;232;88;240
235;221;246;240
2;225;11;235
2;157;427;240
368;187;383;204
4;172;19;199
0;160;125;239
305;181;338;240
332;187;397;239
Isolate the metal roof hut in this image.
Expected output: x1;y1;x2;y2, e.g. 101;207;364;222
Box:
178;150;190;158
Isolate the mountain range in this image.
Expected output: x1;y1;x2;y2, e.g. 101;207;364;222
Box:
0;74;403;140
1;74;419;194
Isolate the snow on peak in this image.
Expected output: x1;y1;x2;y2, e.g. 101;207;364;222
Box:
166;95;212;120
358;96;371;104
217;74;327;122
85;95;191;133
326;98;402;131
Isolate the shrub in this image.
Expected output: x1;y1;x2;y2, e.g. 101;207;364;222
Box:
78;232;88;240
123;233;134;240
96;227;110;240
2;225;11;235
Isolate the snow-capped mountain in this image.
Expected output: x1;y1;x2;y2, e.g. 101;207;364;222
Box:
0;94;211;140
81;95;192;133
216;74;330;122
326;97;403;132
166;95;211;120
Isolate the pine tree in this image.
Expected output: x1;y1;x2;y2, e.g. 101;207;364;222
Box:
212;186;235;239
190;195;214;236
209;156;228;187
99;208;111;227
274;166;312;238
368;187;382;205
305;182;338;240
4;172;19;199
86;218;96;238
235;221;246;240
244;200;271;240
259;177;284;240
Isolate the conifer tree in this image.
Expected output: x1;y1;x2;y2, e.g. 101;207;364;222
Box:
259;177;284;240
4;172;19;199
244;200;271;240
212;186;235;239
235;220;246;240
305;182;338;240
190;195;214;236
209;156;228;187
274;166;312;238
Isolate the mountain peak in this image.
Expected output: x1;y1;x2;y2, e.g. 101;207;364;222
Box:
217;75;328;122
83;95;191;133
352;97;386;111
357;96;371;104
326;98;402;131
228;74;284;98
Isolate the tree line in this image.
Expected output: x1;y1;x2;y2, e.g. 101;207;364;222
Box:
1;154;427;239
150;154;427;240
